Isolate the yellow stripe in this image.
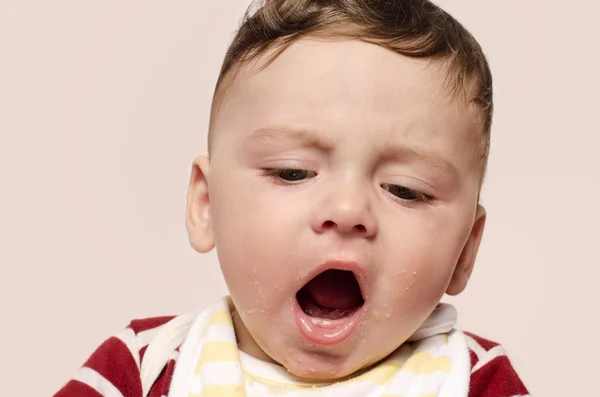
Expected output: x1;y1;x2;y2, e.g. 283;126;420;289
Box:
209;308;233;325
194;341;239;375
348;351;450;385
188;383;245;397
383;394;438;397
349;361;400;385
243;371;318;389
402;351;451;374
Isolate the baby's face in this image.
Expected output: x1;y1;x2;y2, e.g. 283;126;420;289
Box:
195;38;485;379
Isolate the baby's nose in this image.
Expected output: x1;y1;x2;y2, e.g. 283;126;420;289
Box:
311;191;378;238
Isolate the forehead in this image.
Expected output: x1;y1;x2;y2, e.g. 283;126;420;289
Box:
212;38;479;174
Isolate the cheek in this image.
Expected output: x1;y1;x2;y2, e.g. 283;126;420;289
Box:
377;223;468;302
210;173;310;257
209;184;304;305
379;251;454;302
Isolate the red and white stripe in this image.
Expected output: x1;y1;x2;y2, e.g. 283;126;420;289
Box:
54;320;529;397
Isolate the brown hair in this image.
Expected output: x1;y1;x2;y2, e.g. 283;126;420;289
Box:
209;0;493;175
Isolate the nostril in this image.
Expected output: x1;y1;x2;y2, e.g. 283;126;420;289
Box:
355;224;366;233
323;220;336;229
321;221;367;233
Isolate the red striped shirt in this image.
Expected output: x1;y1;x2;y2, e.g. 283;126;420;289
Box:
54;318;529;397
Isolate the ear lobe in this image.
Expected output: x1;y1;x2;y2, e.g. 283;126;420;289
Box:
186;156;215;253
446;205;486;296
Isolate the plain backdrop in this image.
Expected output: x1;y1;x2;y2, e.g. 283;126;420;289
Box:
1;1;599;395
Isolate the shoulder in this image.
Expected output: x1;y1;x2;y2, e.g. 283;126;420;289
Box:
127;316;177;358
54;315;177;397
463;332;507;373
463;331;530;397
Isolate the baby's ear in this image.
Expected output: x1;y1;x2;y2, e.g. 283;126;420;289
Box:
446;205;486;296
186;156;215;253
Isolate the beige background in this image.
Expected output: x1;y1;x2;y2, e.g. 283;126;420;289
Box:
1;1;598;395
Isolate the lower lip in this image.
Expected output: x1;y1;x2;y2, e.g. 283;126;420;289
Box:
293;299;363;346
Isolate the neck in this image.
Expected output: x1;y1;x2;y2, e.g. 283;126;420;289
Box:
231;308;278;365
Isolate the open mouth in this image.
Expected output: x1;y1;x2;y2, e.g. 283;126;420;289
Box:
296;269;365;320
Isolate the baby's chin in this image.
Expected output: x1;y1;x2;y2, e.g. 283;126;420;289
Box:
266;342;381;381
281;357;357;381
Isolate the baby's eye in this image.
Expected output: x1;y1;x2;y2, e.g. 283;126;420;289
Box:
261;168;317;182
381;183;432;202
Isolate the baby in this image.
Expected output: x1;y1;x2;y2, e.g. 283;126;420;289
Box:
55;1;529;396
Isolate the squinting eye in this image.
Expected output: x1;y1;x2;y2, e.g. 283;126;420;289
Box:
381;183;431;202
279;169;310;181
261;168;317;182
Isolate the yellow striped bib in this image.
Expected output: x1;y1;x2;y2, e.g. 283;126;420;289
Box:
168;298;470;397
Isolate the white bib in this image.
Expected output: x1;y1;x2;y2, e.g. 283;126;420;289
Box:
140;297;470;397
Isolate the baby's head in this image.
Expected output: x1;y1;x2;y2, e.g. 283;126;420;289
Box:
186;0;492;380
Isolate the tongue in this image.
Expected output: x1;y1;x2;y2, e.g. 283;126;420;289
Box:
304;270;363;312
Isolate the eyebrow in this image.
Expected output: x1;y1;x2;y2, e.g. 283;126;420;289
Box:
382;143;459;178
245;125;458;177
244;126;336;150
